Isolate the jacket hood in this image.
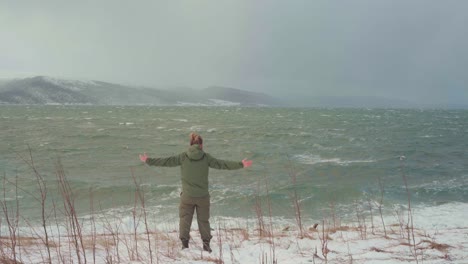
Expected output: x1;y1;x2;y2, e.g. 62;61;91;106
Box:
186;144;205;161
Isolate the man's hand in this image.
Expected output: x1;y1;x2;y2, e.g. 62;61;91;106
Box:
242;159;252;168
139;153;148;163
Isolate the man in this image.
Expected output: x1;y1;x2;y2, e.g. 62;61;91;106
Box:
139;132;252;252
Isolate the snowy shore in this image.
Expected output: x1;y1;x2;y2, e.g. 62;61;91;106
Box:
1;202;467;264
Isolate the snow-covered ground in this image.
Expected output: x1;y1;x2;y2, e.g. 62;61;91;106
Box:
1;202;467;263
2;222;466;263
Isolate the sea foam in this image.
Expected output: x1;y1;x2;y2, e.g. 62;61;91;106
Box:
293;153;376;166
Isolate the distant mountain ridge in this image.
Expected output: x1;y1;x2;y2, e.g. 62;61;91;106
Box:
0;76;280;106
1;76;465;108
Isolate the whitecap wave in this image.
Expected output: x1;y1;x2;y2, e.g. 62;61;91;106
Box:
408;176;467;193
419;134;441;138
293;154;375;165
189;125;203;131
172;118;188;122
312;143;340;151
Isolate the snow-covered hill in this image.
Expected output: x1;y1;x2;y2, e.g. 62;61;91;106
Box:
0;76;96;105
0;76;280;106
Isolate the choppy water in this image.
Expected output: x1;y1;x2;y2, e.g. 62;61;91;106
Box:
1;105;467;225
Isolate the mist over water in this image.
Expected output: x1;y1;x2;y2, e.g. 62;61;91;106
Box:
1;106;467;225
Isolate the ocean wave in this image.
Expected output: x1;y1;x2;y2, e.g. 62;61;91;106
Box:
90;134;110;139
293;154;375;166
166;128;182;132
410;179;466;190
172;118;188;122
1;196;24;202
407;177;468;199
189;125;204;131
312;143;341;151
419;134;441;138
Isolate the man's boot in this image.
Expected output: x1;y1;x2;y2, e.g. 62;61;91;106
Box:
181;239;189;249
203;240;212;253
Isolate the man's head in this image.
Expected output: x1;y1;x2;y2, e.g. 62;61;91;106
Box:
189;132;203;149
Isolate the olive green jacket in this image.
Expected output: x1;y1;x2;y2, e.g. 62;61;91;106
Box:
146;144;244;197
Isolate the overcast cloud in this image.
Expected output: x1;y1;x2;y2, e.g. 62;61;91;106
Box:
1;0;467;105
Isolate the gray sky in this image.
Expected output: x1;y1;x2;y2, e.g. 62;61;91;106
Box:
1;0;467;105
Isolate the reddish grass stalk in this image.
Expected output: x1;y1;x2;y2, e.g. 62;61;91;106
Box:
393;206;405;239
99;202;122;263
400;156;418;263
354;201;366;240
52;199;64;263
286;155;303;238
131;189;141;261
216;223;224;264
367;196;375;235
1;172;19;263
254;182;265;238
330;199;337;230
131;167;153;264
13;174;21;264
55;158;87;264
89;188;97;264
18;146;53;263
377;177;387;237
262;169;277;264
318;219;329;261
0;217;3;257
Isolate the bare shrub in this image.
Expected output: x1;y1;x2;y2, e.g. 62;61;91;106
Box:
55;157;87;263
400;156;418;263
1;172;20;263
17;146;53;263
376;177;387;237
317;220;330;261
131;167;153;264
286;155;303;238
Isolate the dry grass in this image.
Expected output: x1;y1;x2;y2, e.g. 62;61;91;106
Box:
223;228;250;247
94;236;116;249
418;239;452;252
0;236;43;248
327;225;359;234
228;228;250;241
370;246;387;253
0;256;23;264
194;255;224;264
0;219;461;264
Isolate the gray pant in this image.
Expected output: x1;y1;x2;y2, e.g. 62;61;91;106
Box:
179;194;212;242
